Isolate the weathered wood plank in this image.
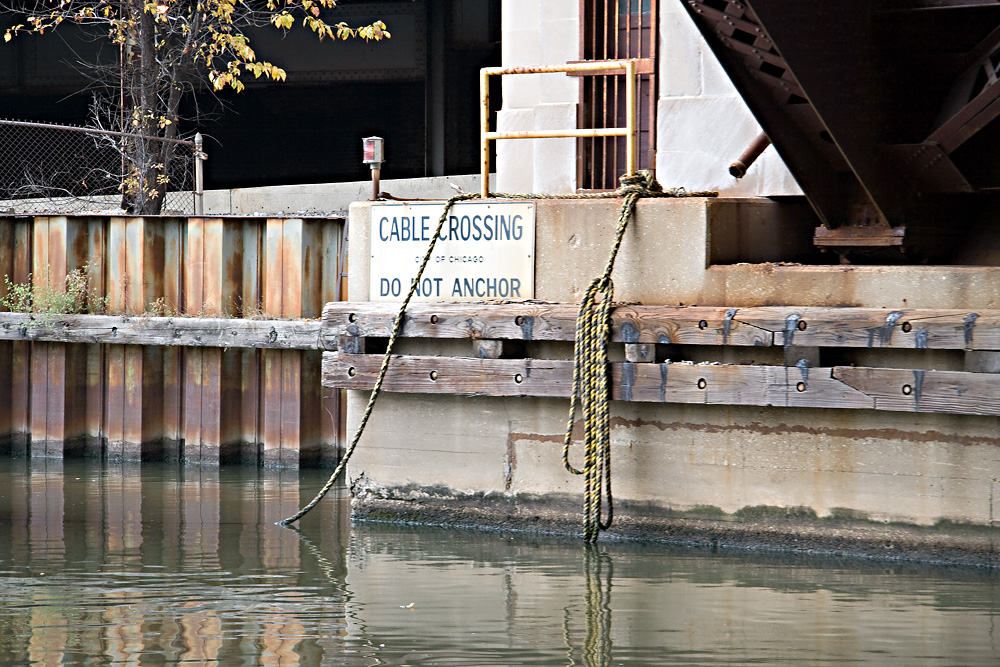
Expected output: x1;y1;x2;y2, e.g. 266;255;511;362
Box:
833;366;1000;416
614;306;772;346
323;352;574;397
324;301;578;341
325;353;1000;415
323;302;1000;349
0;313;332;350
747;307;1000;350
322;302;772;346
611;362;875;409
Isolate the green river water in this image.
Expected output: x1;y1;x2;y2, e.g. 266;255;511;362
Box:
0;458;997;666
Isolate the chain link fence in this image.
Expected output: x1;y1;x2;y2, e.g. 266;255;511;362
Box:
0;119;200;215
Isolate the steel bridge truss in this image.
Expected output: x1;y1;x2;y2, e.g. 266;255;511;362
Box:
683;0;1000;260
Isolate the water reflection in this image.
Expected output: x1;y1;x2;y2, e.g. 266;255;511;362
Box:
0;459;349;666
565;545;613;667
0;459;998;666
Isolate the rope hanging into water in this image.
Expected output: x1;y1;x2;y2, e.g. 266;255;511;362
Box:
279;172;715;529
561;171;665;542
278;191;479;526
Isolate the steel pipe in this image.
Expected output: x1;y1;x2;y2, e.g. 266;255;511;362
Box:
729;131;771;178
480;59;642;197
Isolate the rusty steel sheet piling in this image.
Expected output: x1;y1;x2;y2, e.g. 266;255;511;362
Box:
0;214;344;467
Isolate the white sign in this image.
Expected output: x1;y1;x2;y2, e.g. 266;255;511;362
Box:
370;201;535;302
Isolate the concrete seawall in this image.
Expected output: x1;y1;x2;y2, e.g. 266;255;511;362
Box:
343;197;1000;565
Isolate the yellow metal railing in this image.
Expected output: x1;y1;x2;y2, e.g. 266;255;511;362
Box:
480;59;641;198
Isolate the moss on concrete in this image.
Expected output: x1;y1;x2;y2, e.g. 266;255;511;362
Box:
350;480;1000;568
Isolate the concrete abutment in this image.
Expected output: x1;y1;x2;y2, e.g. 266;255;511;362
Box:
342;197;1000;564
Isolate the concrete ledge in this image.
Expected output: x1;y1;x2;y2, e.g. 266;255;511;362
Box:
349;197;1000;306
204;174;492;217
351;486;1000;569
706;263;1000;309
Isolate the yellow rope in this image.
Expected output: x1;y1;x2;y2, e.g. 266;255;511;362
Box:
279;172;715;530
582;545;613;667
560;171;672;542
561;545;614;666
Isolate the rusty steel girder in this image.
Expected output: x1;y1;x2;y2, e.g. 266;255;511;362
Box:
683;0;1000;260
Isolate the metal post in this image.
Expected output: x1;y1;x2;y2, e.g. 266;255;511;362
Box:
371;166;381;201
625;59;638;176
481;69;491;199
194;132;205;216
479;60;641;194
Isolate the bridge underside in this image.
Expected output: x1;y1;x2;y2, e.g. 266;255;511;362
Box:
683;0;1000;261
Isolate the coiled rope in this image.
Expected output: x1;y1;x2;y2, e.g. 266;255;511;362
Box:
279;172;715;529
560;171;679;542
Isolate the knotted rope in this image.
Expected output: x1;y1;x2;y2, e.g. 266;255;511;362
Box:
279;173;715;529
558;171;694;542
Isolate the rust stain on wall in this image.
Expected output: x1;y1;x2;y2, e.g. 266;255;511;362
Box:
504;416;1000;451
606;415;1000;448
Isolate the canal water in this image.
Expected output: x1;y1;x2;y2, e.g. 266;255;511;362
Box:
1;459;998;666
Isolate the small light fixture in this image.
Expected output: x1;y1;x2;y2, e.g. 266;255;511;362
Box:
363;136;384;200
362;136;384;168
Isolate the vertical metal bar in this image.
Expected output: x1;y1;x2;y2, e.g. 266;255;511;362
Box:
589;0;598;189
599;1;607;188
481;69;491;198
604;0;616;183
577;0;588;190
590;0;604;190
194;133;204;216
626;0;632;59
590;2;597;61
634;0;644;170
636;0;642;58
596;0;604;188
371;166;381;201
647;0;658;173
626;59;637;175
647;2;660;169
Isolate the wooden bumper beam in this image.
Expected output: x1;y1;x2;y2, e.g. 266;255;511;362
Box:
323;302;1000;417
